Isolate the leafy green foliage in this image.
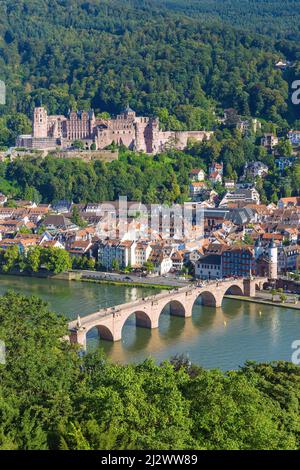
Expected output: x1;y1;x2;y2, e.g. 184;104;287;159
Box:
0;246;72;274
0;291;299;449
0;291;80;449
0;133;298;204
0;0;299;144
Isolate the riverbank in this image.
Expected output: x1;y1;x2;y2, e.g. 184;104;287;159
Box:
0;270;179;289
225;294;300;311
78;277;172;290
77;270;186;288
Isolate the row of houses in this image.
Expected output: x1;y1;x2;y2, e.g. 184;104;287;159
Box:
195;240;300;280
189;160;269;205
0;195;300;278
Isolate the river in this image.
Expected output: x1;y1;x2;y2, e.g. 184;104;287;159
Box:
0;274;299;370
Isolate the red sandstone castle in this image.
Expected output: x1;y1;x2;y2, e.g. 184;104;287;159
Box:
16;106;213;154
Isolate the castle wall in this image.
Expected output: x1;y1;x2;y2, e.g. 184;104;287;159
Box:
96;127;135;149
134;117;153;153
174;131;213;148
17;135;58;150
48;116;67;139
151;130;212;154
152;131;174;153
29;107;214;154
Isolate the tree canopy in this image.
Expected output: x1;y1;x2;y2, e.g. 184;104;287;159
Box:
0;135;299;205
0;291;299;450
0;0;300;148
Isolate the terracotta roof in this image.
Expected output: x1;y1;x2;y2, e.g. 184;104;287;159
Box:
40;240;63;248
279;197;300;205
67;240;91;253
210;171;221;179
171;251;184;261
262;233;284;241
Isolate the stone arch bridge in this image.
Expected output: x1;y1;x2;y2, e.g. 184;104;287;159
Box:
68;277;267;348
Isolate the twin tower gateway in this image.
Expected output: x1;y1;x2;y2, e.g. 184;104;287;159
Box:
16;106;213;154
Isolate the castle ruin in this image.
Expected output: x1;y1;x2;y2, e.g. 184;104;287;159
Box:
16;106;213;154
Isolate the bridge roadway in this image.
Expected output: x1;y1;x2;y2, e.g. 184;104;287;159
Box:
68;277;268;348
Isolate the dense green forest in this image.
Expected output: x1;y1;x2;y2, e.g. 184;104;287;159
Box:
1;138;300;205
0;290;299;450
0;1;300;203
1;1;300;453
1;0;300;149
159;0;300;41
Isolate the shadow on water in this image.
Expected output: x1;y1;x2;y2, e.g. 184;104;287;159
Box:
86;327;118;356
121;314;152;352
221;297;244;319
158;304;185;340
191;294;220;335
191;296;217;330
222;297;281;328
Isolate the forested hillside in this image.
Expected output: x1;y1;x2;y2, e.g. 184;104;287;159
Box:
0;291;299;450
159;0;300;41
0;0;299;148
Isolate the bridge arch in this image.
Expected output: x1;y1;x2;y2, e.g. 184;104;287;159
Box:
159;299;186;318
196;290;218;307
86;324;114;342
224;284;244;297
122;310;153;331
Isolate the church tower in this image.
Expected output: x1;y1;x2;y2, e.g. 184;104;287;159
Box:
254;238;263;259
268;239;278;279
33;107;48;138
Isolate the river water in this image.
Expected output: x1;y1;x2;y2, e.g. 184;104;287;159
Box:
0;275;299;370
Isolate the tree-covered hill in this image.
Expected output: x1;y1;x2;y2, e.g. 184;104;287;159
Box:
0;290;299;449
158;0;300;41
0;0;299;142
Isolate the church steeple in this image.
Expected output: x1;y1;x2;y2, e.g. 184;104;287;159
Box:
124;105;136;118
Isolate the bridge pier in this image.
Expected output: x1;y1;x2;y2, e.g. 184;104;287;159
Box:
243;279;256;297
69;328;87;349
112;329;122;342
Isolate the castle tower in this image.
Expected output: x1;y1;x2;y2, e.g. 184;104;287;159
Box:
124;105;136;120
134;117;149;152
150;117;160;154
268;239;278;279
33;107;48;138
254;238;263;260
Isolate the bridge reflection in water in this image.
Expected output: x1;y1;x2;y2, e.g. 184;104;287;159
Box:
69;278;267;350
86;298;274;367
